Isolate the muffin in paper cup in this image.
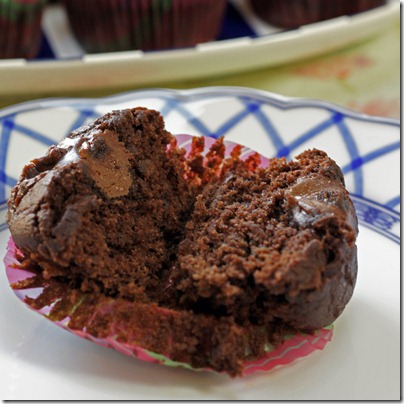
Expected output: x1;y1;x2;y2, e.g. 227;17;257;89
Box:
4;134;335;377
0;0;47;59
248;0;387;28
62;0;227;53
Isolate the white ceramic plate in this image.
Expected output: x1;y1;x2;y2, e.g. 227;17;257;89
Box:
0;87;400;400
0;0;399;96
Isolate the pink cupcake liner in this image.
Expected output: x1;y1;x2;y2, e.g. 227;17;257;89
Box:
3;135;333;376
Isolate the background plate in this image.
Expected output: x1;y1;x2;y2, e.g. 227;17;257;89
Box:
0;87;400;400
0;0;399;96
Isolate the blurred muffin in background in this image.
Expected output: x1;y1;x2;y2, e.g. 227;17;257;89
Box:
249;0;387;28
0;0;47;59
62;0;228;53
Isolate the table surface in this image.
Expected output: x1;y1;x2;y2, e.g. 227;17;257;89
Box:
0;19;400;120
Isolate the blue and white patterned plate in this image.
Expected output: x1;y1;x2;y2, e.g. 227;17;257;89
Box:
0;87;400;400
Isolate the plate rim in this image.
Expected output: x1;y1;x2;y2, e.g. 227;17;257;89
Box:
0;86;399;240
0;86;400;127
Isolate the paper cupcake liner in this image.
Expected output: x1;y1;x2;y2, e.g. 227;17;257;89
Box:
5;237;333;375
4;134;333;376
249;0;387;28
0;0;46;59
62;0;227;53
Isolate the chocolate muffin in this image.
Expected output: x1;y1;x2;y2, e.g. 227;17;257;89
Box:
0;0;47;59
7;107;195;302
62;0;227;53
249;0;387;28
174;149;358;331
6;108;358;376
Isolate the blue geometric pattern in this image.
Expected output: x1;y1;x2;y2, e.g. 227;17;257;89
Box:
0;88;400;243
351;196;400;244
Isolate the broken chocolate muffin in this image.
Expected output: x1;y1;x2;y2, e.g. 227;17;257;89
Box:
6;107;358;376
